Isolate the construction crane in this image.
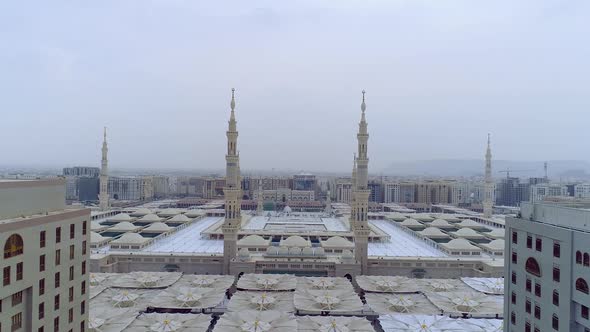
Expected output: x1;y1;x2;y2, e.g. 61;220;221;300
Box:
498;169;534;179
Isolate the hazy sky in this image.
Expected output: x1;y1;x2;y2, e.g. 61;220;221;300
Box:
1;0;589;172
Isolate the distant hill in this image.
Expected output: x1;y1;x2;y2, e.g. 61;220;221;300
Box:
384;159;590;179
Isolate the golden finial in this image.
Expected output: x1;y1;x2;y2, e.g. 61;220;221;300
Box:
230;88;236;111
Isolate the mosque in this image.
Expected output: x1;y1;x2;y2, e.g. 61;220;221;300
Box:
90;90;503;279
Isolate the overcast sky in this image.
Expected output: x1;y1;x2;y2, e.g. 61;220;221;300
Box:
1;0;589;172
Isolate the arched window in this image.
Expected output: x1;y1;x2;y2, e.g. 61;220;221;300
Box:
577;251;583;264
576;278;589;294
525;257;542;277
584;253;590;267
4;234;24;259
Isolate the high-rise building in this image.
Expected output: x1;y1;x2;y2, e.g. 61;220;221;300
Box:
504;202;590;332
0;179;90;332
384;182;400;203
293;173;316;191
496;177;528;207
529;184;568;203
222;88;241;274
368;179;383;203
351;90;370;274
62;167;99;178
574;184;590;199
335;179;353;203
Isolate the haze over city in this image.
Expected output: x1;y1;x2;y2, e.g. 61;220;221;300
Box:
1;0;590;172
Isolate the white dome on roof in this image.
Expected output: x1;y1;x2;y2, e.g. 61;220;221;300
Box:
111;233;148;244
238;248;251;258
139;214;162;222
90;231;109;243
431;219;453;227
453;228;482;237
289;247;302;255
458;219;481;227
109;222;139;231
400;218;423;226
283;206;292;213
167;214;191;222
130;208;152;217
143;222;173;232
419;227;448;237
110;213;132;222
280;236;310;247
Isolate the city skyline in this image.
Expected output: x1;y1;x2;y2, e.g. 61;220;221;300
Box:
2;1;590;171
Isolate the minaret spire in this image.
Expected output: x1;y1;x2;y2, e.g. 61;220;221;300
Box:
222;88;242;274
352;90;370;274
483;133;494;218
99;127;109;211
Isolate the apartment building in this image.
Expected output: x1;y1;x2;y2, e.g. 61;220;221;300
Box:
0;179;90;332
505;202;590;332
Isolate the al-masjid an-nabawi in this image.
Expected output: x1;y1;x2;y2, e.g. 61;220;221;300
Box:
90;89;505;279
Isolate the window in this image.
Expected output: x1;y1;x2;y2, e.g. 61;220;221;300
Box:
39;302;44;319
55;249;61;266
534;327;540;332
526;299;531;313
525;321;531;332
81;281;86;295
56;227;61;243
511;292;516;304
553;290;559;306
12;291;23;306
534;304;541;319
527;235;532;248
553;266;560;282
16;262;22;281
512;252;518;264
585;253;590;267
69;266;74;281
82;221;87;235
54;317;59;332
525;257;542;277
54;272;60;288
81;321;85;332
576;278;589;294
70;224;75;239
511;312;516;325
82;241;87;255
39;327;44;332
577;251;583;264
3;266;10;286
69;245;74;260
512;272;517;284
553;242;560;258
535;238;542;252
68;308;73;323
535;283;541;297
39;279;45;295
82;261;86;275
512;231;518;244
80;300;85;315
552;314;559;330
11;312;22;331
526;278;532;292
40;230;46;248
40;254;46;271
582;305;589;319
4;234;24;259
69;287;74;302
54;294;59;310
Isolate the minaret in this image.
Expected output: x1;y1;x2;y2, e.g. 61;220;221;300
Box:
483;134;494;218
325;190;332;214
352;90;370;274
256;179;264;214
350;154;357;204
99;127;109;211
222;88;242;275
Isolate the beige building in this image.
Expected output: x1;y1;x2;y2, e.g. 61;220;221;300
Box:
0;179;90;332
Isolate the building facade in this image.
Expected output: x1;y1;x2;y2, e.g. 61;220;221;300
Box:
0;179;90;332
530;184;568;203
504;202;590;332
